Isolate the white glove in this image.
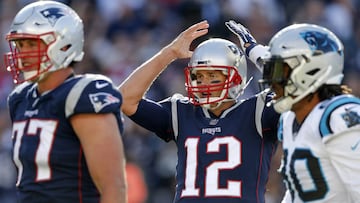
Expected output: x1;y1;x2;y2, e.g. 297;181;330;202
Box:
225;20;269;73
225;20;257;57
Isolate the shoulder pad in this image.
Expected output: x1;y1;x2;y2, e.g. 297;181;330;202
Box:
8;82;33;105
83;73;112;83
319;95;360;137
65;74;119;117
9;82;33;96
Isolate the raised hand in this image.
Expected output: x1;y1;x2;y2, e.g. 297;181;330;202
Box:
166;20;209;60
225;20;257;57
226;20;269;72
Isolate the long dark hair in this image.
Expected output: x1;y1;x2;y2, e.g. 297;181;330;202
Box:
318;84;352;101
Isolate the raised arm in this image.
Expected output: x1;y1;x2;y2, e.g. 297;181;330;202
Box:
118;20;209;116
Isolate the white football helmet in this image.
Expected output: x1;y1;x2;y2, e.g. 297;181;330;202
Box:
259;23;344;113
4;1;84;84
184;38;248;109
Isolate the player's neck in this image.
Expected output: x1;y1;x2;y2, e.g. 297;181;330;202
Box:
209;100;236;117
36;67;75;94
292;93;320;123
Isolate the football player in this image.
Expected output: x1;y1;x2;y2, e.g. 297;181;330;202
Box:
119;21;280;203
4;1;126;202
227;20;360;202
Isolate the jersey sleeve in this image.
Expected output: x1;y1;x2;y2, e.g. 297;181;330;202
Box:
319;95;360;137
321;96;360;200
65;74;122;118
323;128;360;200
257;91;280;140
129;98;174;142
248;44;269;72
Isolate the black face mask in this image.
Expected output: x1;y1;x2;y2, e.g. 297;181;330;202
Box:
258;58;290;91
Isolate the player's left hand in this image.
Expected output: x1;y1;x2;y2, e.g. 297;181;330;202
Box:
225;20;257;57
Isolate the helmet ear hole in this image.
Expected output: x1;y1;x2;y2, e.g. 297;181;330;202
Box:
307;68;320;76
60;44;71;51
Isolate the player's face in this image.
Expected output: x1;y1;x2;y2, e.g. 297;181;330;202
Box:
10;38;48;82
262;60;291;100
14;38;47;71
195;69;227;98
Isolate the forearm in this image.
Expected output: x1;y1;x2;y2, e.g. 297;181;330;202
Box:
100;186;127;203
119;46;177;115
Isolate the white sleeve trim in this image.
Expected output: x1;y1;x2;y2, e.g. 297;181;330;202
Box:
248;45;269;73
255;91;267;138
65;77;92;118
170;94;182;141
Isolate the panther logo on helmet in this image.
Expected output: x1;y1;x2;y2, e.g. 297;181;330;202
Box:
300;31;340;54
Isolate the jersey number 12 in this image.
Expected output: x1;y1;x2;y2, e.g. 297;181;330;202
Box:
181;136;242;197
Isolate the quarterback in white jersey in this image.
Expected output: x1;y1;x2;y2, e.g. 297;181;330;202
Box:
225;20;360;202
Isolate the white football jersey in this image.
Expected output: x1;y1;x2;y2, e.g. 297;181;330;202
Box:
279;95;360;203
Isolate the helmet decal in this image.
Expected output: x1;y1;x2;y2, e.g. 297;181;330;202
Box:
300;31;340;54
40;8;66;26
228;44;240;55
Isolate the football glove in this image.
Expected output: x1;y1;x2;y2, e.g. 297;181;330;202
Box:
225;20;257;57
225;20;269;72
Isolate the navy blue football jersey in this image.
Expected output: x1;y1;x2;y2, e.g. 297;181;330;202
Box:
130;92;279;203
7;74;123;203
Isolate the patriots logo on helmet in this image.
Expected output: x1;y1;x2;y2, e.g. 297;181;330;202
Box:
300;31;340;55
89;92;120;113
40;8;65;26
228;44;240;55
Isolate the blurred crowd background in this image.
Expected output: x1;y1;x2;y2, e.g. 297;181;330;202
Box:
0;0;359;203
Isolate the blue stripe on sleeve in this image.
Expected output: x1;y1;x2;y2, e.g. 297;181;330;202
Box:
319;96;360;137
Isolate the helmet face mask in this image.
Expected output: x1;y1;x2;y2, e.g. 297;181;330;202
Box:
184;65;241;107
260;57;291;91
259;24;344;113
184;38;247;109
4;1;84;84
5;33;54;83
